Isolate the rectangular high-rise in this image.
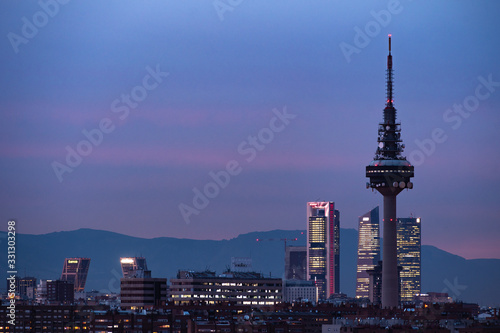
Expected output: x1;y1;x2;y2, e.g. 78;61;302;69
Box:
285;246;306;280
355;207;380;299
366;261;383;305
120;277;167;309
306;202;340;299
47;280;74;304
5;276;37;300
397;217;421;303
169;270;282;306
283;280;318;304
60;258;90;292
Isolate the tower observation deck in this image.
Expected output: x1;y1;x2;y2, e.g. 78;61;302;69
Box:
365;35;414;308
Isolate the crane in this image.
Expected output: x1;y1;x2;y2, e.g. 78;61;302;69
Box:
256;234;304;279
255;237;298;252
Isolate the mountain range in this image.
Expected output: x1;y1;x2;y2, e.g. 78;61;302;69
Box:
1;228;498;306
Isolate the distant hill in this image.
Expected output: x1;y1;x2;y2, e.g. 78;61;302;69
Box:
0;228;498;306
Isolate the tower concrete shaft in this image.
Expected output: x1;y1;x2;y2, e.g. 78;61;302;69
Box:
382;194;398;308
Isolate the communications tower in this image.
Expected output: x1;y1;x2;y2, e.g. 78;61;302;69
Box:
365;35;414;308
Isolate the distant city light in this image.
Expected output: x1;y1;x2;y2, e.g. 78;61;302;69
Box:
120;258;135;264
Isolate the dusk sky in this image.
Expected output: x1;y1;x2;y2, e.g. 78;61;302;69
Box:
1;1;499;259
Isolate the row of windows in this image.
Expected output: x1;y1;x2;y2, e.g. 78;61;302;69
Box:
170;290;281;296
366;169;412;173
172;294;281;300
121;281;166;285
172;282;280;287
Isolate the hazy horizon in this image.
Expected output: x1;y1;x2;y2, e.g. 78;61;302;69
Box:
3;225;498;261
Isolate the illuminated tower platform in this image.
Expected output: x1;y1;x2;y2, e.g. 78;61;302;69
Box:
365;35;414;308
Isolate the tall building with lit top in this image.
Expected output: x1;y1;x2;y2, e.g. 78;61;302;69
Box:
120;257;148;278
397;217;421;302
355;207;380;299
306;201;340;299
60;257;90;292
120;272;167;310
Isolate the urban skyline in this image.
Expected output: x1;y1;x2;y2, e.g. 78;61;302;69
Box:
3;222;499;307
1;3;500;331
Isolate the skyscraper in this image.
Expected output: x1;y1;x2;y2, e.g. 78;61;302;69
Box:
306;201;340;299
120;269;167;310
397;217;421;302
285;246;307;280
60;258;91;292
47;280;74;304
5;276;37;300
355;207;380;299
120;257;148;278
366;261;383;305
365;35;414;308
